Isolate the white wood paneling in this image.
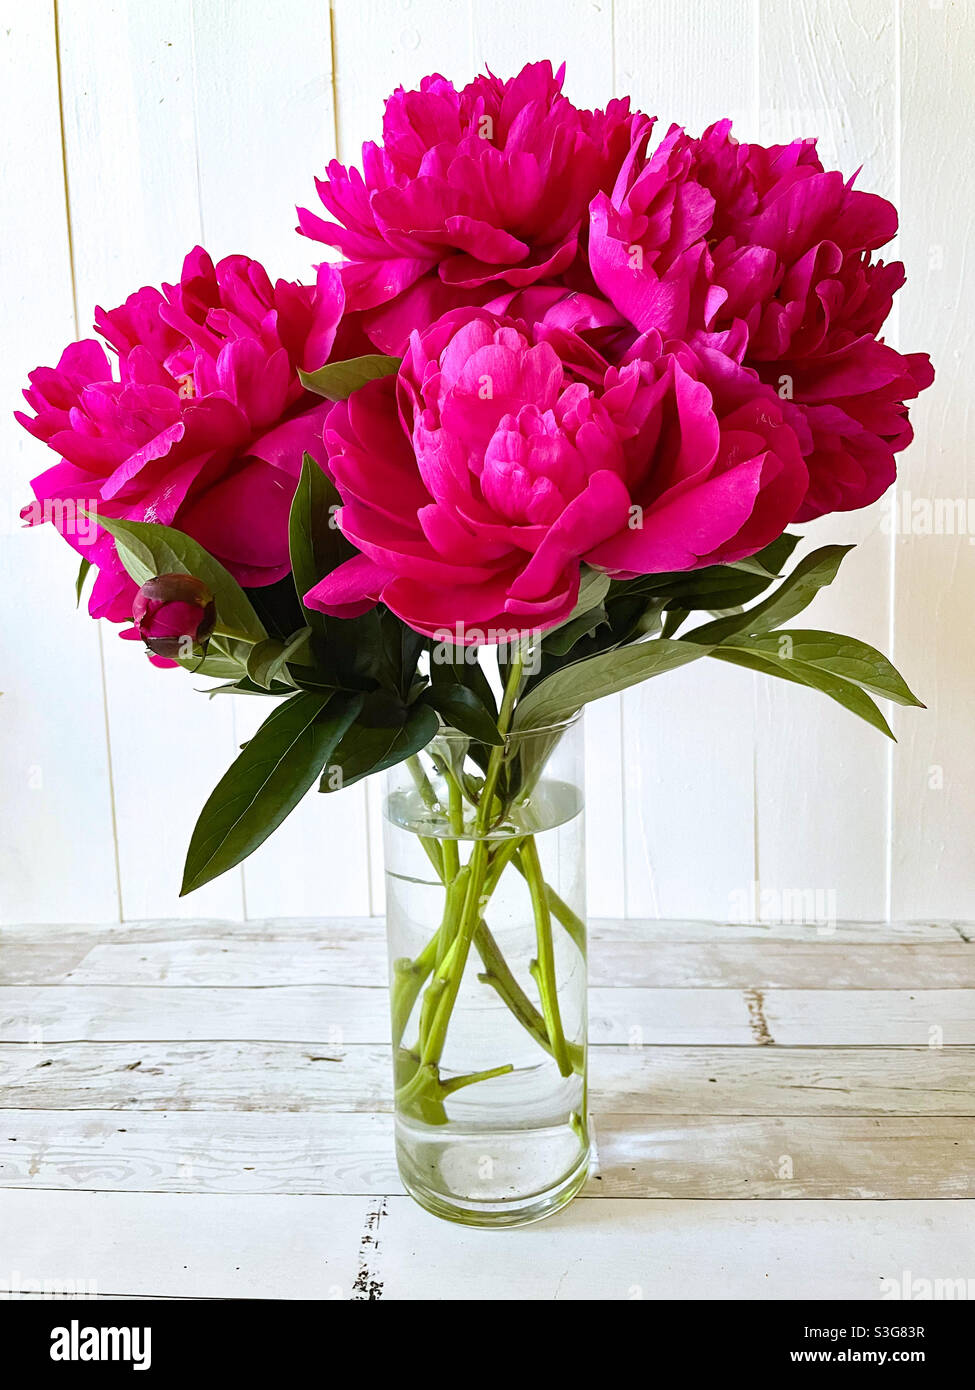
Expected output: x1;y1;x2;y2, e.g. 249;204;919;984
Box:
892;0;975;918
614;0;759;134
190;0;336;279
2;0;971;924
472;0;608;110
331;0;475;150
0;2;119;924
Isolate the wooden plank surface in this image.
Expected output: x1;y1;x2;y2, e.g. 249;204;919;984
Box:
3;1042;974;1117
0;914;972;1298
6;983;973;1046
1;916;965;988
2;1109;972;1200
5;936;974;990
2;1190;973;1301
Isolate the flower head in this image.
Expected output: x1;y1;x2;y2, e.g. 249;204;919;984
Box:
303;307;808;637
18;248;344;624
298;61;638;352
587;118;934;517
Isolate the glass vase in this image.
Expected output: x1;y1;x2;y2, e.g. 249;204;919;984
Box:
383;712;589;1227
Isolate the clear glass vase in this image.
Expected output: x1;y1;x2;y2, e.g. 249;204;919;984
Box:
383;712;589;1227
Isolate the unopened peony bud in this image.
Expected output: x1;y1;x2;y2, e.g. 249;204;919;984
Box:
125;574;216;660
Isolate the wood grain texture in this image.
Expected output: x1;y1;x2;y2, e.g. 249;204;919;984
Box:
1;913;972;1297
5;1040;974;1116
593;1115;975;1198
3;982;973;1046
2;1109;971;1199
2;920;972;988
0;914;963;947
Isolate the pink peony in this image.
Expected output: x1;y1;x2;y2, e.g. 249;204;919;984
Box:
18;248;344;624
587;118;934;518
303;307;808;637
298;61;638;353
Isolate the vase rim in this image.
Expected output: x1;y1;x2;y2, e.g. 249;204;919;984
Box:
434;708;583;744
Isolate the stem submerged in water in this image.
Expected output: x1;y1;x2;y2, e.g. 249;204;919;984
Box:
393;652;585;1120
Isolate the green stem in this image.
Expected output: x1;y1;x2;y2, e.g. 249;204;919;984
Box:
390;932;440;1049
514;852;586;954
440;1062;514;1095
522;836;572;1077
405;755;444;880
475;650;523;833
396;655;524;1111
474;918;584;1072
420;865;470;1034
442;769;462;883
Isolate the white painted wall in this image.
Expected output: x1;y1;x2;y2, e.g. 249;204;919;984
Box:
1;0;971;924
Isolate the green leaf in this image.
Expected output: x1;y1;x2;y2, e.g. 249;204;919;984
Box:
181;691;363;894
298;354;401;401
542;570;613;657
684;544;854;647
543;604;609;657
320;702;439;793
723;532;801;580
612;533;804;612
288;453;355;624
89;515;268;646
245;628;312;691
75;557;92;608
661;607;689;639
206;676;295;698
178;647;249;680
543;567;612;647
731;630;924;708
709;643;895;739
428;640;497;716
422;684;503;745
514;638;711;730
377;607;426;699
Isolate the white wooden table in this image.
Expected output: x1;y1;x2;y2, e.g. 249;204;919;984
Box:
1;917;973;1300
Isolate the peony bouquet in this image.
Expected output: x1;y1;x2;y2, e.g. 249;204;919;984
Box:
17;63;932;1225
